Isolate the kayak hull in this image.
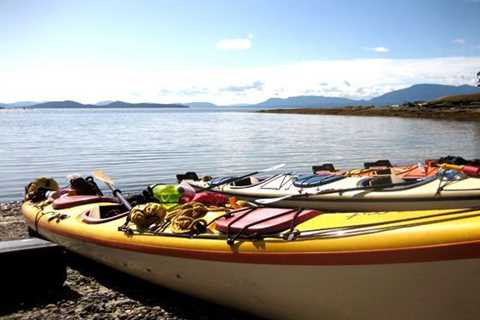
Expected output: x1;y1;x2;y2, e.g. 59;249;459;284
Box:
35;227;480;320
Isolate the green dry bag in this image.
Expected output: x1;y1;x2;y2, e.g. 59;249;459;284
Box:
150;184;182;209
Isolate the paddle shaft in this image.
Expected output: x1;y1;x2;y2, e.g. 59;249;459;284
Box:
92;170;132;210
104;181;132;211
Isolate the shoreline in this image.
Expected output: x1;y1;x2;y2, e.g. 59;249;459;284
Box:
257;106;480;121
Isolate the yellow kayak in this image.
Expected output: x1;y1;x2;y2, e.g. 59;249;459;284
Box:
22;197;480;320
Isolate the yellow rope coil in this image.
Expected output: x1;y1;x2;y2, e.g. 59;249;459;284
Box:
130;203;167;229
130;201;212;234
166;202;209;234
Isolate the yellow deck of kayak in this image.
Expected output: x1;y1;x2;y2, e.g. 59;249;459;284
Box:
22;200;480;256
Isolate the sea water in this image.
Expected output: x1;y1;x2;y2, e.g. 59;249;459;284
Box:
1;108;479;200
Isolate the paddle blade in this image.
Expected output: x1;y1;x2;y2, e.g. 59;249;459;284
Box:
260;163;286;172
92;170;115;186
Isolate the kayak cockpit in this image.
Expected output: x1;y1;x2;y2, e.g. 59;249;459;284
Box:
357;173;448;191
81;204;129;224
292;175;345;188
209;175;266;188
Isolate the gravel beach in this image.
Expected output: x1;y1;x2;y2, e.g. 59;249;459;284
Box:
0;201;260;320
258;105;480;121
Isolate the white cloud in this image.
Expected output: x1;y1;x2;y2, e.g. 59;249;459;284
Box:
452;39;466;45
221;81;263;92
366;47;390;53
216;35;252;50
1;57;480;105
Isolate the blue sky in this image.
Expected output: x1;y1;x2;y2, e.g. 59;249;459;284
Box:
1;0;479;104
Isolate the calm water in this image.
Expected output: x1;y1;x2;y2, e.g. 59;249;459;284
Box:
1;108;480;200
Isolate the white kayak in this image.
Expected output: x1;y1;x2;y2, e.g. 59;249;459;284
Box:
184;171;480;211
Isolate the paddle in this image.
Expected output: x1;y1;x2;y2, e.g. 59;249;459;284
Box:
92;170;132;211
201;163;286;191
255;179;419;205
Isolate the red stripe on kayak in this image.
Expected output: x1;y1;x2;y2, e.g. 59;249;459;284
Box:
25;213;480;266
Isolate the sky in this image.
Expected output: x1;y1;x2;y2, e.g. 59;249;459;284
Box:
1;0;479;105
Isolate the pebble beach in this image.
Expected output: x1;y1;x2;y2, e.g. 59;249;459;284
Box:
258;105;480;121
0;201;259;320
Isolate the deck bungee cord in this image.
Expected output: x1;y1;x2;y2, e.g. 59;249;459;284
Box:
281;206;480;240
109;202;480;245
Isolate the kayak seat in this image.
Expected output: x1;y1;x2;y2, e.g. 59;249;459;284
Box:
358;174;436;191
215;207;320;241
52;195;118;210
293;175;345;188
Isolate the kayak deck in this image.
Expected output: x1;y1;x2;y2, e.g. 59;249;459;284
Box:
22;201;480;264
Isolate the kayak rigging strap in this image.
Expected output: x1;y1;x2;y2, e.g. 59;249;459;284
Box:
440;188;480;192
112;205;480;244
32;205;58;233
283;206;480;240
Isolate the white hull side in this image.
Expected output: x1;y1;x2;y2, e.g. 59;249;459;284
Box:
44;230;480;320
188;176;480;211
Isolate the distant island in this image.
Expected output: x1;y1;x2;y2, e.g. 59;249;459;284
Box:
2;83;480;111
249;84;480;109
258;92;480;121
13;100;188;109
